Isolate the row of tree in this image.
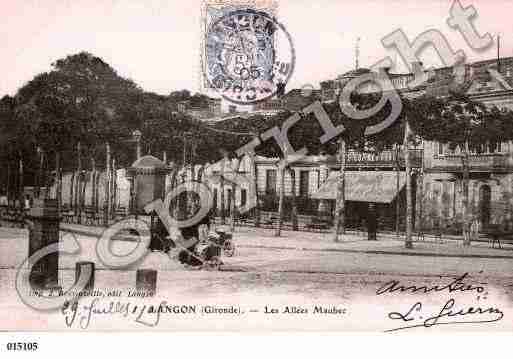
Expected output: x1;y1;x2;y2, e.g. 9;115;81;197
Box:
0;52;215;208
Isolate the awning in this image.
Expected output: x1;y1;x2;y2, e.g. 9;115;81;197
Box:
312;171;406;203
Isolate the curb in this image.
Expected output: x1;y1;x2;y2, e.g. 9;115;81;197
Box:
61;226;139;242
237;244;513;260
60;226;513;260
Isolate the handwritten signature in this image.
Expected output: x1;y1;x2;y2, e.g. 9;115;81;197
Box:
385;298;504;332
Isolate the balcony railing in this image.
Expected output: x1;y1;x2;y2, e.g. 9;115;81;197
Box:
434;152;510;171
345;149;423;168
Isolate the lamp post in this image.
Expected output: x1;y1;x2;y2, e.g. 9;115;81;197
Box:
132;130;142;160
183;132;194;219
131;130;142;220
333;138;346;242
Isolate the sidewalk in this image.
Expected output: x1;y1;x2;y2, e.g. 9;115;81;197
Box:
60;222;513;260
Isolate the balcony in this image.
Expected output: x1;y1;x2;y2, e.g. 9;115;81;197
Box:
431;152;512;172
344;149;423;169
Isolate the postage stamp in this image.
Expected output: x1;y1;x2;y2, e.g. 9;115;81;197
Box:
201;2;295;104
2;0;513;355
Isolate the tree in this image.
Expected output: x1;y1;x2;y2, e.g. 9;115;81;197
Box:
169;90;191;102
289;167;298;231
333;138;346;241
275;162;285;237
249;152;260;227
219;155;227;224
229;158;242;232
0;96;16;202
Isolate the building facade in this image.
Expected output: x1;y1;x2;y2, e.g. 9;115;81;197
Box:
215;56;513;232
177;97;222;120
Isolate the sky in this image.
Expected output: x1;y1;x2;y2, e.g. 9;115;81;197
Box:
1;0;512;102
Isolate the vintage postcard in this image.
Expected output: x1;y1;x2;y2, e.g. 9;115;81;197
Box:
1;0;513;340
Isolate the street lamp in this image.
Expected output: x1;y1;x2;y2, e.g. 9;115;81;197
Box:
132;130;142;160
36;146;44;199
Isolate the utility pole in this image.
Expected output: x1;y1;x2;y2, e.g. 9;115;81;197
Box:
230;158;241;232
404;119;413;249
220;156;226;224
275;162;285;237
462;140;471;246
182;134;188;168
76;142;83;224
91;157;97;212
36;146;44;199
6;161;10;208
182;132;193;220
104;142;111;226
290;167;298;231
111;157;117;217
56;151;62;215
333;138;346;242
395;145;400;237
250;152;260;228
18;155;24;209
416;147;425;239
2;157;6;206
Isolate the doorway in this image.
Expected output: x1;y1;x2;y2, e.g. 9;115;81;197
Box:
479;184;491;227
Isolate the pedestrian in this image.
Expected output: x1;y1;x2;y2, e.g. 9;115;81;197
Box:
150;216;169;252
470;216;480;243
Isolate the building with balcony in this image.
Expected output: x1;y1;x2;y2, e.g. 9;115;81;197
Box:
203;56;513;233
198;149;421;231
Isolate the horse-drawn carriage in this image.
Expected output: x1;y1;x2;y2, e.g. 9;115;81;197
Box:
150;213;235;270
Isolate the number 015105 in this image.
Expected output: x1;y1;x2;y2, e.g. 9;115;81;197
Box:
6;342;38;351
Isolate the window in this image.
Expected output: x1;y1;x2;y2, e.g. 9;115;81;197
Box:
487;141;503;153
437;142;444;155
299;171;310;197
265;169;277;195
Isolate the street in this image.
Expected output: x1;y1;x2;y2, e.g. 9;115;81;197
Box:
1;226;513;331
